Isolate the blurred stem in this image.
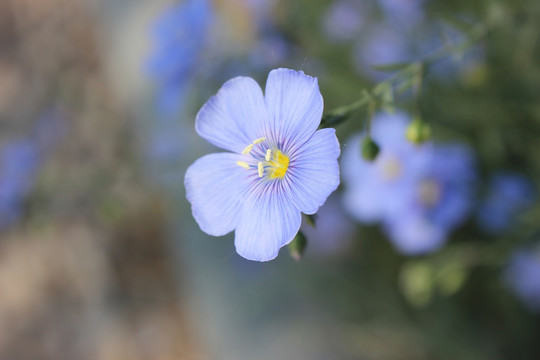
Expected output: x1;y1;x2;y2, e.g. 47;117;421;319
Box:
319;21;492;129
364;89;376;136
414;63;424;120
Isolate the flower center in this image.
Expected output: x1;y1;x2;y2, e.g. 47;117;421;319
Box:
418;179;441;207
235;137;290;180
379;155;402;180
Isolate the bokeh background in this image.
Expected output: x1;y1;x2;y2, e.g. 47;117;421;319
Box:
1;0;540;359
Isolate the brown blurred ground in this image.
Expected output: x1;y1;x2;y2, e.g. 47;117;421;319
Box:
0;0;206;358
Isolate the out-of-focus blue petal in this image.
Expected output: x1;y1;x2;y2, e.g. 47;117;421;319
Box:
195;77;270;153
505;249;540;311
322;0;365;43
264;68;323;151
355;23;411;79
377;0;425;27
185;153;251;236
385;214;446;255
147;0;213;114
0;140;39;199
341;112;476;255
286;128;340;214
341;114;428;223
423;144;476;229
301;194;356;258
477;173;535;234
235;184;301;262
0;138;41;229
248;34;290;69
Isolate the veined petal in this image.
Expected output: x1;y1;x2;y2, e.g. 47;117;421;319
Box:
286;128;341;214
235;184;301;262
185;153;249;236
264;68;323;151
196;77;269;153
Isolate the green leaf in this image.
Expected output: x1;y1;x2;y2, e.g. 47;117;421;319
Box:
305;214;316;227
288;232;307;261
319;113;349;129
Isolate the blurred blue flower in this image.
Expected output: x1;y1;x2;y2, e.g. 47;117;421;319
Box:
0;139;39;229
426;21;487;82
342;112;428;224
301;194;356;259
377;0;425;27
342;112;476;255
248;33;291;69
322;0;366;43
0;109;65;230
477;173;535;234
185;69;340;261
386;144;476;254
147;0;213;113
354;23;412;79
506;248;540;311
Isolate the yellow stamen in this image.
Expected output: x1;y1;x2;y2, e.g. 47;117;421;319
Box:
267;150;290;179
241;144;254;155
257;162;264;177
253;137;266;144
265;149;272;161
236;161;250;169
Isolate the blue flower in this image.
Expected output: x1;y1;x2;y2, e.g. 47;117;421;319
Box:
342;112;476;255
0;139;40;229
185;68;341;262
147;0;213;113
477;173;535;234
377;0;426;27
322;0;365;43
386;144;476;254
342;112;428;224
354;23;412;79
505;248;540;311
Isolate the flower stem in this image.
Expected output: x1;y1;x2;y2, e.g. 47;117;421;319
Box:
319;21;493;129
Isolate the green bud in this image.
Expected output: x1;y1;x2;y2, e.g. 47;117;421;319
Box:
436;264;467;297
399;261;434;308
288;231;307;261
305;214;316;227
361;137;380;161
406;118;431;144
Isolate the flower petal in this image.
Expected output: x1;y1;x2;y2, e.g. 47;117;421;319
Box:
235;184;301;261
196;77;270;153
385;215;446;255
285;128;341;214
264;68;323;152
185;153;249;236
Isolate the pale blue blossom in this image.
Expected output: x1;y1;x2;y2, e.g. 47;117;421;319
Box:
342;112;476;255
354;23;412;79
506;248;540;311
185;69;340;262
477;173;535;234
147;0;213;113
322;0;366;43
377;0;426;27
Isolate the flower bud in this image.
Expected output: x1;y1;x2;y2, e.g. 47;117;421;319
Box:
361;136;380;161
406;118;431;144
288;231;307;261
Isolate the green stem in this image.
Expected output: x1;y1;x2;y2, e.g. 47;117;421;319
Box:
319;21;492;129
